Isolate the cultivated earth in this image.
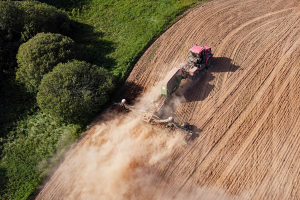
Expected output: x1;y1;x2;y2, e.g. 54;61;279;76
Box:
36;0;300;199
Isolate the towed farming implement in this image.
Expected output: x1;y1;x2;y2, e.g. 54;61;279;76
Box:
113;45;213;142
113;99;194;142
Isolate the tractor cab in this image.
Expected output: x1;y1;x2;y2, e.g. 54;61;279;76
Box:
189;45;212;69
189;45;204;65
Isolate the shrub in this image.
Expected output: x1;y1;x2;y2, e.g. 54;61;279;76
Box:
0;112;81;199
16;33;83;93
37;60;115;123
0;1;70;41
0;27;23;74
0;1;24;35
0;1;71;74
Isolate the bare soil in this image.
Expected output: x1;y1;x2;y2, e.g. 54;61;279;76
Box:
36;0;300;199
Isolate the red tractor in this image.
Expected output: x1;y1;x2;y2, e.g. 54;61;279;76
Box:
112;45;213;142
161;45;213;98
188;45;213;69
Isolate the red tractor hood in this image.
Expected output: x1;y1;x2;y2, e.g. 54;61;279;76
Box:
190;45;204;54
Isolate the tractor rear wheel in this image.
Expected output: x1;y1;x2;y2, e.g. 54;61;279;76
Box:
206;57;212;69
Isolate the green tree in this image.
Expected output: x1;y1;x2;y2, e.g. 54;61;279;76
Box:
37;60;115;124
0;1;70;41
0;1;71;75
0;1;24;34
16;33;83;93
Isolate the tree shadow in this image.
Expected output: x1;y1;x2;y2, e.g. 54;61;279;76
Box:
68;20;116;70
0;166;8;197
0;80;36;139
183;57;240;103
112;81;144;105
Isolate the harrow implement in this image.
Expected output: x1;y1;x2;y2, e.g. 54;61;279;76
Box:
111;99;194;142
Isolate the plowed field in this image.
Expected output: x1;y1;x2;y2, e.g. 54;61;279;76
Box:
36;0;300;199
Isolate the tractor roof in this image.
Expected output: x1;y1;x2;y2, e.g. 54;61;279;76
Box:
190;45;204;54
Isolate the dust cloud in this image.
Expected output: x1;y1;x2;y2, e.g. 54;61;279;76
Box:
61;115;183;200
40;82;249;200
57;112;251;200
131;82;187;120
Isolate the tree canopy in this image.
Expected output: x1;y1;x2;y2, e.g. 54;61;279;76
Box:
0;1;71;74
37;60;115;123
16;33;83;93
0;1;70;41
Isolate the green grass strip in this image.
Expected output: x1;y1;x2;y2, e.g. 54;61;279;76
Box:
69;0;203;80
